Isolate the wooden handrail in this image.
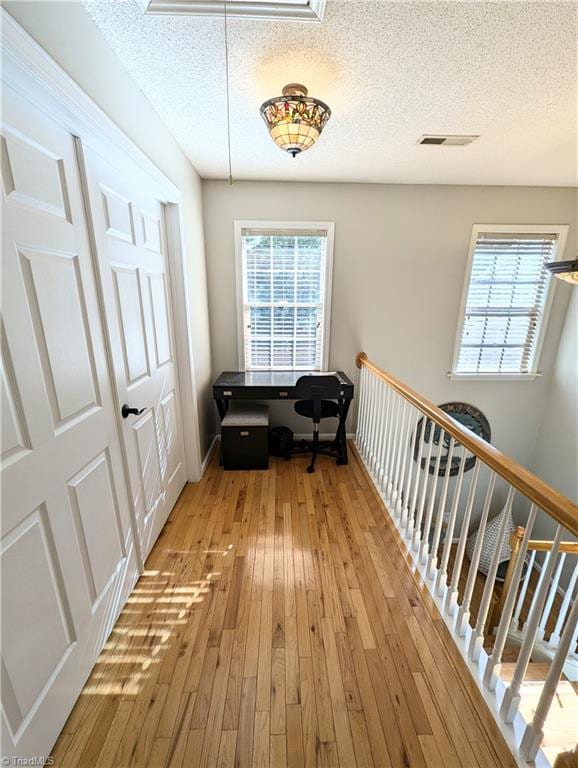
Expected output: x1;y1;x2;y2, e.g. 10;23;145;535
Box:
527;540;578;554
356;352;578;536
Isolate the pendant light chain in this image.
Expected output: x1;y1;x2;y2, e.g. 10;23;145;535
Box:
224;2;233;184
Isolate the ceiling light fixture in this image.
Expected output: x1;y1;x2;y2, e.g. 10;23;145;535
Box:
260;83;331;158
546;258;578;285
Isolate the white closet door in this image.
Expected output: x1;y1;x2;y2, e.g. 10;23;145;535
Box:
80;145;187;561
0;87;139;758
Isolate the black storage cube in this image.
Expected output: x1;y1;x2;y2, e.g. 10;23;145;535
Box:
221;404;269;470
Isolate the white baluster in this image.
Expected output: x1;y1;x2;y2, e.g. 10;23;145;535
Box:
522;548;556;635
519;593;578;762
371;375;383;472
366;373;378;470
400;408;419;529
374;383;388;489
396;404;415;520
468;487;515;661
360;370;369;461
378;385;392;488
405;413;427;539
536;552;566;643
436;444;467;597
549;561;578;648
383;390;398;494
373;380;387;483
500;525;563;724
419;427;444;563
485;504;537;692
390;398;407;509
455;472;496;637
365;372;376;471
378;382;387;479
362;368;371;453
375;383;389;491
355;364;363;447
387;393;403;500
444;461;481;616
357;365;369;457
512;548;537;631
412;420;435;551
427;437;455;580
390;399;407;517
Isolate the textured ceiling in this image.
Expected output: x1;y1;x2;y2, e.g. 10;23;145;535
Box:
82;0;577;186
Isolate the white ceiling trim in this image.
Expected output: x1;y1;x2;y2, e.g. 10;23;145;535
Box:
137;0;326;22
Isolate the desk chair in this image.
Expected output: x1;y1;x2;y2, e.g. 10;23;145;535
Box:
293;375;343;473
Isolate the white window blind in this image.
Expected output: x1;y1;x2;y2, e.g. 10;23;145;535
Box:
454;230;561;375
239;227;330;370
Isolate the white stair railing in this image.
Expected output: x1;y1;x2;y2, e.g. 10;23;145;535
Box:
502;536;578;680
354;353;578;767
537;553;567;642
550;563;578;648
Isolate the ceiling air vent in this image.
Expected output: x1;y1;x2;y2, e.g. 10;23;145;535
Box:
418;134;479;147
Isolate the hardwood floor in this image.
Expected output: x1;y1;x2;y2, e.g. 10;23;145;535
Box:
51;444;517;768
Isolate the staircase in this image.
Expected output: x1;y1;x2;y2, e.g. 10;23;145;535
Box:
354;352;578;767
497;531;578;682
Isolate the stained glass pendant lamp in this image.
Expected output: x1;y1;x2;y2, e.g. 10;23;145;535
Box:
546;258;578;285
260;83;331;157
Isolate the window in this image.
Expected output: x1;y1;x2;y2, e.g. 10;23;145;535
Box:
452;225;569;377
235;221;334;371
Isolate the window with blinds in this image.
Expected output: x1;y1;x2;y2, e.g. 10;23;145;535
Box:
237;224;333;370
453;228;564;375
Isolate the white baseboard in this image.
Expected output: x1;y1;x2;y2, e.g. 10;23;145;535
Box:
200;435;217;476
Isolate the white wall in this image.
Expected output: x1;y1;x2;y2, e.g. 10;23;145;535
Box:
202;180;576;470
4;0;215;460
529;290;577;555
531;289;578;503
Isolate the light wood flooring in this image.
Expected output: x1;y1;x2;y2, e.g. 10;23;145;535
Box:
50;444;517;768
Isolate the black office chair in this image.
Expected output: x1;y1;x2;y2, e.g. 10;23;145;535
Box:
292;375;343;474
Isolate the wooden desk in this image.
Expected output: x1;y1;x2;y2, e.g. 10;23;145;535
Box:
213;370;354;465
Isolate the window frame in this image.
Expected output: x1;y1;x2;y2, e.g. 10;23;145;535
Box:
450;223;569;381
234;220;335;372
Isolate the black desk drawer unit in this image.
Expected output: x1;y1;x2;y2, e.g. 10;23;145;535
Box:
221;404;269;470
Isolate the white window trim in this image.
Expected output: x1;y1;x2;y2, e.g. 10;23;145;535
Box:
234;220;335;371
450;223;569;381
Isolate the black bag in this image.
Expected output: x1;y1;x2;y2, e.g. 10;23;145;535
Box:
269;426;293;458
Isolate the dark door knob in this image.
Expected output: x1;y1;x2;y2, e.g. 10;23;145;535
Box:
121;404;146;419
